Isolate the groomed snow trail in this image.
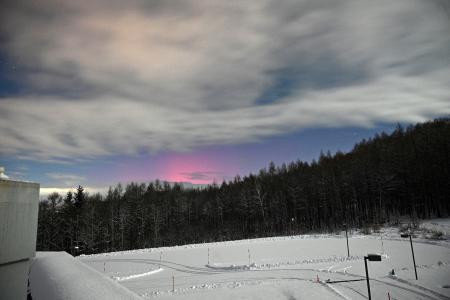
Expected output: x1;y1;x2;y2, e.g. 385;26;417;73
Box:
80;221;450;299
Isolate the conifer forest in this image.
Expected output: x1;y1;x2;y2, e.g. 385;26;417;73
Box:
36;118;450;255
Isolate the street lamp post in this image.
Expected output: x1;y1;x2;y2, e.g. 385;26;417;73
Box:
401;233;418;280
343;223;350;257
364;254;382;300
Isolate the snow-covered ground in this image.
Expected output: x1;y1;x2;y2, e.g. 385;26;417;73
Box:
29;252;142;299
80;219;450;299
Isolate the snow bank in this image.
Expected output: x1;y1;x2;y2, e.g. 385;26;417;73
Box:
29;252;143;300
207;255;363;271
421;219;450;236
114;268;163;281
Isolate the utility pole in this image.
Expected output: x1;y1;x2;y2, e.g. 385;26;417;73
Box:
364;254;382;300
364;257;371;300
401;233;418;280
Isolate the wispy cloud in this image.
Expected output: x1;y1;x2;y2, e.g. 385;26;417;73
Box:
180;171;225;181
46;173;86;187
1;0;449;160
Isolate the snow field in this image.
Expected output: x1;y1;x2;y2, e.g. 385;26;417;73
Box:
29;252;143;299
88;260;163;281
80;221;450;299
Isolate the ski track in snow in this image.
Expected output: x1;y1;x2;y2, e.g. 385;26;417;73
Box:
207;255;363;271
85;255;450;299
142;277;350;299
101;259;449;299
385;275;450;300
322;282;352;300
79;219;450;300
99;256;450;300
333;268;450;300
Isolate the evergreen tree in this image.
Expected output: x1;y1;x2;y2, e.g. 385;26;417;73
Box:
36;118;450;254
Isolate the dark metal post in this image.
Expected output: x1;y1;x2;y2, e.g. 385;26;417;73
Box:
409;235;418;280
345;225;350;257
401;233;418;280
364;256;372;300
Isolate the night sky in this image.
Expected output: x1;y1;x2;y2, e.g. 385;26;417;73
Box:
1;0;449;196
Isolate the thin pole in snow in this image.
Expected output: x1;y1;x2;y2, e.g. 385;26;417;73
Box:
160;252;162;268
409;235;418;280
172;275;175;292
364;257;372;300
103;262;106;273
248;248;251;265
344;224;350;258
208;248;210;265
363;254;381;300
401;233;418;280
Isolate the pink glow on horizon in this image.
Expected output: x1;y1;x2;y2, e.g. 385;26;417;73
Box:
157;152;236;184
113;151;240;185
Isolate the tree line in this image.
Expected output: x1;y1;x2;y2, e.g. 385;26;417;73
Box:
36;118;450;254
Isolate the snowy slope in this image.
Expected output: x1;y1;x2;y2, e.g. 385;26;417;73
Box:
80;219;450;299
30;252;143;300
